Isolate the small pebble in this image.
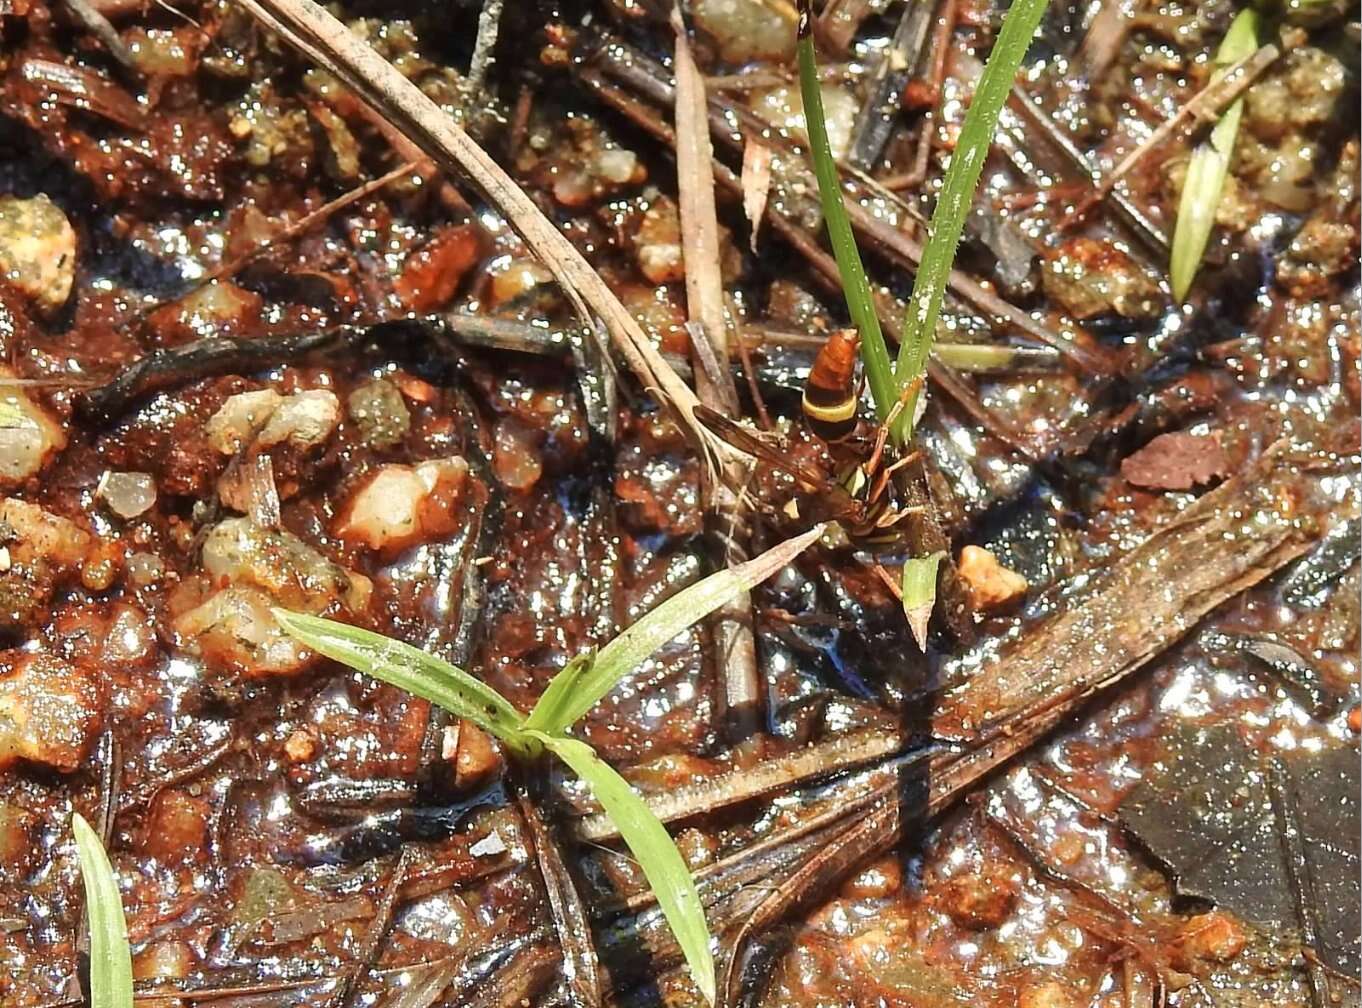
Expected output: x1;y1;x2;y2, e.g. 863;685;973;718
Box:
937;867;1020;930
489;259;551;307
347;378;410;449
958;545;1029;613
0;194;75;318
443;721;502;791
80;538;123;592
492;419;543;491
143;789;209;865
0;374;67;485
133;940;195;980
126;551;165;586
97;471;157;519
283;727;317;763
633;198;685;285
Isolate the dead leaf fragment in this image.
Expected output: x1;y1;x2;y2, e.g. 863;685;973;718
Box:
741;138;773;250
1120;721;1360;980
1121;431;1229;491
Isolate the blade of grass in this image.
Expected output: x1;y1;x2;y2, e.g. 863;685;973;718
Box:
523;652;595;734
796;0;896;422
271;611;533;756
535;524;826;733
528;731;715;1005
71;813;133;1008
900;552;944;650
893;0;1049;442
1169;8;1260;302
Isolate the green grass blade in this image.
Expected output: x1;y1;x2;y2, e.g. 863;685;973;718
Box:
900;551;944;650
72;813;133;1008
272;610;531;754
524;651;594;733
1170;8;1259;302
894;0;1049;441
542;524;825;732
796;0;896;421
531;732;715;1005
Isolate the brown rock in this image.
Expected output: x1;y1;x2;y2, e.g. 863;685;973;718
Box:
394;224;482;313
1041;237;1161;320
0;653;103;772
633;198;685;285
443;721;503;791
144;280;262;347
143;789;210;864
958;545;1029;613
284;727;318;763
937;867;1020;930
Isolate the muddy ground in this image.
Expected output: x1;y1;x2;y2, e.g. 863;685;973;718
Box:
0;0;1357;1006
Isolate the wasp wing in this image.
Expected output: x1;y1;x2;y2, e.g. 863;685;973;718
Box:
694;405;860;515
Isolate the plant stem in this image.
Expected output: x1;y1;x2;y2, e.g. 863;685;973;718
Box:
893;0;1049;442
796;0;897;424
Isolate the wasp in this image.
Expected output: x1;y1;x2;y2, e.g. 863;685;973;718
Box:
696;329;924;544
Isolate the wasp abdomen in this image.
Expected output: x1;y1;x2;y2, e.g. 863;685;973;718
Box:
802;328;862;441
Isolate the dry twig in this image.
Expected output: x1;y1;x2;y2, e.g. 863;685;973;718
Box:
60;0;138;71
520;796;605;1008
158;159;418;313
1077;42;1279;212
672;5;762;742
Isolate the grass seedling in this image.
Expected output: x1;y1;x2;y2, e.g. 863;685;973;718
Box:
797;0;1049;442
72;813;134;1008
900;551;945;648
1169;8;1260;302
796;0;1049;628
276;523;826;1005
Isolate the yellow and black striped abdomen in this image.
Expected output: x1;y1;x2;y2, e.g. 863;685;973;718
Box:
801;328;861;441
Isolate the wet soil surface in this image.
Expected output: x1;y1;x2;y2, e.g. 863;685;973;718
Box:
0;1;1356;1006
